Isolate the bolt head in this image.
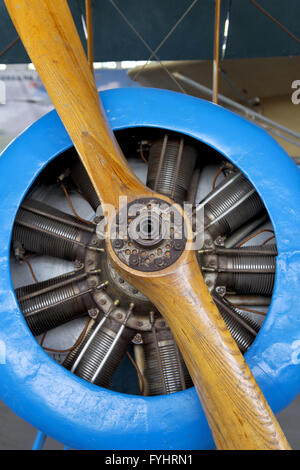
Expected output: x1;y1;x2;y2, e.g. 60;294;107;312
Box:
216;286;226;296
129;254;139;266
113;239;124;249
88;308;99;319
173;240;184;251
133;333;143;344
154;257;165;267
215;236;224;246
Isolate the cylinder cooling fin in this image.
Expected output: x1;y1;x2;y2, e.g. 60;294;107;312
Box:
0;89;299;450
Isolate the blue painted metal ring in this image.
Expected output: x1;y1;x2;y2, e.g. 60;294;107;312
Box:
0;88;299;450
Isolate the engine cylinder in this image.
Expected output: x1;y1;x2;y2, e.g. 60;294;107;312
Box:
13;199;94;261
216;245;276;295
16;272;96;336
215;300;260;352
146;136;197;204
143;328;192;396
68;317;135;388
204;172;265;240
63;318;96;370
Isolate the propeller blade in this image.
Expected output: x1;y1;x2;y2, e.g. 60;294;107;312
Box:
109;247;290;450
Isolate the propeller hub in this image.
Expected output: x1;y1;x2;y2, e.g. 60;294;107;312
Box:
111;197;186;272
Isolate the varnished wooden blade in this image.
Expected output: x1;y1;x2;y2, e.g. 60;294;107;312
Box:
109;247;291;450
4;0;149;208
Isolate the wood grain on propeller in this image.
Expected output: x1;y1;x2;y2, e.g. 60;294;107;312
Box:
5;0;148;208
109;244;290;450
5;0;291;450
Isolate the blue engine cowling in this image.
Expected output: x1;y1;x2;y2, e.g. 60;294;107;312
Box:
0;88;299;450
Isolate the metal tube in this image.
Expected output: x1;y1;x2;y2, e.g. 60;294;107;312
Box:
171;137;184;200
261;125;300;150
213;294;258;337
15;219;102;252
226;295;271;306
20;200;95;233
85;0;94;73
70;294;112;373
173;72;300;143
90;323;125;383
199;246;277;256
224;214;267;248
186;165;201;205
32;431;47;451
71;311;109;373
154;134;168;191
90;303;133;383
17;272;87;303
196;172;241;212
213;0;221;104
205;188;256;230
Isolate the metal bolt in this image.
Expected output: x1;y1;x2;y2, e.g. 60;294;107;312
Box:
216;286;226;296
133;333;143;344
113;239;124;249
173;240;183;251
129;254;139;266
88;308;99;319
154;257;165;268
99;298;107;305
215;236;224;246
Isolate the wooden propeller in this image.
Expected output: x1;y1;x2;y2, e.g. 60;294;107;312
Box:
5;0;291;450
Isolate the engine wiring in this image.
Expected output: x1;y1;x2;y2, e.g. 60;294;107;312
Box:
237;228;274;247
60;182;95;225
225;298;267;317
262;235;276;245
42;317;92;354
22;254;39;284
212;166;224;189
